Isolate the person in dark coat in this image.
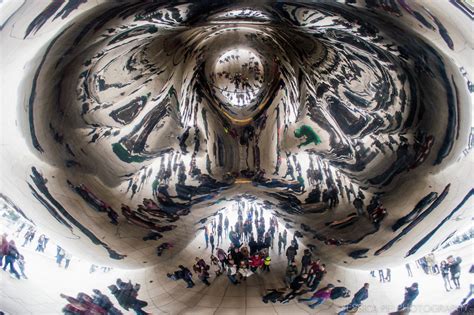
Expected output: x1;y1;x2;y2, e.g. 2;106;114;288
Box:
262;288;287;304
448;255;462;289
278;232;284;255
330;286;351;300
286;244;297;266
353;197;364;216
167;265;195;288
385;268;391;282
2;240;21;279
280;274;308;303
338;283;369;315
209;234;215;253
440;260;453;291
397;282;419;311
301;249;312;274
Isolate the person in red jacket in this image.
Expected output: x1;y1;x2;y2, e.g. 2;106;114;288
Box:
249;254;263;272
298;284;334;309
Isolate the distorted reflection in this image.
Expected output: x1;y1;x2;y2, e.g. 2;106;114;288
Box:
0;0;473;314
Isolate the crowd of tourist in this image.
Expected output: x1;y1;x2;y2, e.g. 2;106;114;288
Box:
166;206;374;313
416;254;463;292
1;202;469;314
60;279;148;315
164;204;470;314
170;206;280;287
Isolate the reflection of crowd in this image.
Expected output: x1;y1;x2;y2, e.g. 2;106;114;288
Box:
1;233;25;279
166;202;371;312
416;254;463;291
3;219;115;280
212;52;264;106
61;289;123;315
368;252;466;312
69;182;119;225
108;279;148;315
56;246;72;269
170;205;280;287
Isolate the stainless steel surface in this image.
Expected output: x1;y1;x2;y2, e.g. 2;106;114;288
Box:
1;0;473;270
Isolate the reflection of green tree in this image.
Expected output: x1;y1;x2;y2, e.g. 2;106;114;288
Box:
112;143;149;163
294;125;322;148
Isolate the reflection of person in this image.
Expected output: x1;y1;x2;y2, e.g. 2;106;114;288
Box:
452;265;474;315
3;240;21;279
378;269;385;282
405;263;412;277
440;260;453;291
0;233;9;267
397;283;419;311
109;279;148;314
65;252;72;269
338;283;369;315
298;284;334;309
286;244;297;266
280;274;308;303
167;265;195;288
262;288;286;304
353;197;364;216
17;254;28;279
285;261;298;286
448;255;462;289
301;249;312;274
209;233;215;253
56;247;65;267
204;227;209;249
35;235;45;252
385;268;391;282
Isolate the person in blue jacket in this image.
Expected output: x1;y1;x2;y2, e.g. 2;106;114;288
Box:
338;283;369;315
397;282;419;311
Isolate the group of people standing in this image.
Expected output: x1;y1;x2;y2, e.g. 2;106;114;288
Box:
169;205;286;289
167;206;375;313
2;220;77;282
265;242;368;313
168;203;468;314
408;253;463;292
0;233;26;280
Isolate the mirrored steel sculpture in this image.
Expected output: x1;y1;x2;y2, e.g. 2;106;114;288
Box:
0;0;473;312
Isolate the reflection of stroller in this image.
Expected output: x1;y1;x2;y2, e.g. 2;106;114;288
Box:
108;279;148;315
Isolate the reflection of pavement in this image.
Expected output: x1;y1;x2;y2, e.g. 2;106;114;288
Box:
0;216;470;314
0;224;136;314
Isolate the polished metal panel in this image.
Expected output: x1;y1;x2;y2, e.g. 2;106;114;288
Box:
1;0;473;272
